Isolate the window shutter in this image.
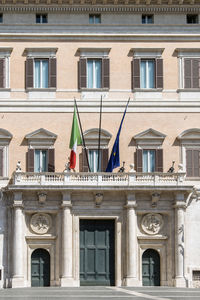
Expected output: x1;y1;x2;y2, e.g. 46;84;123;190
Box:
186;149;193;177
48;148;55;172
155;149;163;172
136;149;143;172
193;150;200;177
132;59;140;89
0;58;5;88
79;58;87;89
192;59;200;89
156;58;163;89
101;148;109;172
26;58;34;89
49;58;57;88
102;58;110;89
27;149;34;172
184;58;192;88
0;148;3;176
186;149;200;177
80;148;89;172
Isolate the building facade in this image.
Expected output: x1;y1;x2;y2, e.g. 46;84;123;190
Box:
0;0;200;289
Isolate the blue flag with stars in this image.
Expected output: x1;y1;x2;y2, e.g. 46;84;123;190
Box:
106;98;130;172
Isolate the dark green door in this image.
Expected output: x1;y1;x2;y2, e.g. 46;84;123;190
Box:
80;220;115;286
31;248;50;287
142;249;160;286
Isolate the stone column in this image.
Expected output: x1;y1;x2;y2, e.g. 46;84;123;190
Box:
60;192;74;286
174;192;187;287
12;192;24;288
124;192;139;286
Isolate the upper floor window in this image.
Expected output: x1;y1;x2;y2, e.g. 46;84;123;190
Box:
0;47;12;89
0;128;12;177
140;59;155;89
25;128;57;173
184;58;200;89
0;14;3;23
88;149;102;172
89;14;101;24
78;48;110;90
36;14;48;24
24;48;57;90
186;14;198;24
142;14;154;24
134;128;166;173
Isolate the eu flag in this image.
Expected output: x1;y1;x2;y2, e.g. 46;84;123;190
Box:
106;98;130;172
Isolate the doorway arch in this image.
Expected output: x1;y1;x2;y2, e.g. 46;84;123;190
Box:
142;248;160;286
31;248;50;287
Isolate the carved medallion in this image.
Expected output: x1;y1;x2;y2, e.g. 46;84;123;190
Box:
30;213;52;235
141;213;164;235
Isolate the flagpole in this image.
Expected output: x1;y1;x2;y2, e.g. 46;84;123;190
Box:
74;98;91;172
97;96;102;172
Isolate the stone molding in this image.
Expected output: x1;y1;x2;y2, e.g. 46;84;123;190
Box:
1;4;200;13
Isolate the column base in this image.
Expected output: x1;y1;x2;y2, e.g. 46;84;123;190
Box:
174;276;187;287
124;277;141;286
12;276;25;288
60;277;77;287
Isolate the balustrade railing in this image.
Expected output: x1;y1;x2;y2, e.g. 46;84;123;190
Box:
12;171;186;187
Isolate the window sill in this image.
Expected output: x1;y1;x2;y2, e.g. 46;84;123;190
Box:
133;88;163;92
80;88;109;92
26;88;56;92
0;88;11;91
177;89;200;93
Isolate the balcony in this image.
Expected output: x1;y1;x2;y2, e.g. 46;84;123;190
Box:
10;171;191;191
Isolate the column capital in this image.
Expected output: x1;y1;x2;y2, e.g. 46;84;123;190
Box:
173;192;186;209
61;191;72;208
125;192;137;209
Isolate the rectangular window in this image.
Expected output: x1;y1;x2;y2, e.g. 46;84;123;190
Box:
184;58;200;89
186;14;198;24
89;149;102;172
143;150;155;172
89;14;101;24
140;59;155;89
142;14;154;24
186;149;200;177
34;149;47;172
34;59;49;88
36;14;48;24
0;14;3;23
87;59;102;89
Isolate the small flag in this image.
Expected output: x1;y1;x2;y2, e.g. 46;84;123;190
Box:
106;98;130;172
69;105;82;169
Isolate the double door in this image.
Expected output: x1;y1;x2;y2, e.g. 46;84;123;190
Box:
142;249;160;286
31;248;50;287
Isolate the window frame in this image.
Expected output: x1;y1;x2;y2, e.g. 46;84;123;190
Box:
0;14;3;23
142;149;156;173
87;58;102;89
34;58;49;89
36;13;48;24
186;14;199;24
34;149;48;172
89;14;101;24
140;59;155;89
142;14;154;24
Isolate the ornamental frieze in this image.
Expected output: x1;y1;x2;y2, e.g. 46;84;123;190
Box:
141;213;164;235
30;213;52;235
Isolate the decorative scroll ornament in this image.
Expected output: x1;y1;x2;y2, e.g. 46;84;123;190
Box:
30;213;52;235
141;213;164;235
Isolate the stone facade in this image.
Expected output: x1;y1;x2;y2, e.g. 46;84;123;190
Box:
0;0;200;289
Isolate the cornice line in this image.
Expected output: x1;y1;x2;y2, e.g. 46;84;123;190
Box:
1;5;200;13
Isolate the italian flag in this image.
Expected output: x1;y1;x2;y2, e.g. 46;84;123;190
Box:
69;105;82;169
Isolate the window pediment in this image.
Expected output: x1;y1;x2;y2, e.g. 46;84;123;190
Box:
77;48;111;58
84;128;112;148
24;48;58;58
131;48;164;58
25;128;57;147
133;128;166;146
178;128;200;144
0;128;12;144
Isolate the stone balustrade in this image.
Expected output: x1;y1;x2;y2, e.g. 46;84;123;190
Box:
12;171;187;187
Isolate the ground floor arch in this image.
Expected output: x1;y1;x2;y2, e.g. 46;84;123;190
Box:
31;248;50;287
142;249;160;286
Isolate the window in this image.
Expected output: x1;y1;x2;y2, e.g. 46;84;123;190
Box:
34;59;49;88
186;14;198;24
143;150;155;172
134;128;166;173
88;149;102;172
0;14;3;23
186;149;200;177
36;14;48;24
80;128;111;172
24;48;57;90
78;48;110;90
0;128;12;177
34;149;47;172
131;48;164;90
0;48;12;89
25;128;57;172
142;14;154;24
140;59;155;89
87;59;101;89
184;58;200;89
89;14;101;24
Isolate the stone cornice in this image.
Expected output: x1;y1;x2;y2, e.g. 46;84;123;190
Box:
0;4;200;13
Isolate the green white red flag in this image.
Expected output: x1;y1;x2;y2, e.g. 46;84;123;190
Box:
69;105;82;169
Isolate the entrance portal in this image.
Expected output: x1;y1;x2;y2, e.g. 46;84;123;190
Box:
31;248;50;287
142;249;160;286
80;219;115;286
